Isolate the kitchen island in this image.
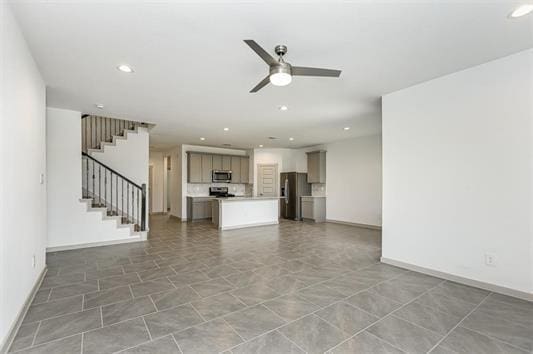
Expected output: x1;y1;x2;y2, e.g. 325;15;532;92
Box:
212;197;279;230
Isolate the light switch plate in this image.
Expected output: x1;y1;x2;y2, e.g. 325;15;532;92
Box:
39;173;45;184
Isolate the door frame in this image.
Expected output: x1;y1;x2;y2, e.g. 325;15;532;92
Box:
257;163;278;197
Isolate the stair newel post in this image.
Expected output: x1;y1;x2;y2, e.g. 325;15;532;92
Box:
141;184;147;231
137;189;140;229
98;165;101;206
131;186;135;226
121;179;124;219
85;157;89;198
127;183;130;223
116;174;118;216
110;171;113;215
92;160;95;201
104;169;107;209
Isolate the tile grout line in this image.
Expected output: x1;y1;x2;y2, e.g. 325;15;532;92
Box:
141;316;153;341
426;292;492;353
30;321;41;347
454;297;532;352
326;279;447;353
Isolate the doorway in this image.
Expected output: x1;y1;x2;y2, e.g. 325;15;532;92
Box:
257;164;278;197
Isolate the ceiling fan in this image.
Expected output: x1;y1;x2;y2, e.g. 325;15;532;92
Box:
244;40;342;93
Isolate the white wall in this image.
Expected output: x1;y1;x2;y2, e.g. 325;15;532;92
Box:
149;151;164;213
89;128;149;186
47;108;138;248
252;148;306;196
382;49;533;294
0;3;47;349
326;135;382;226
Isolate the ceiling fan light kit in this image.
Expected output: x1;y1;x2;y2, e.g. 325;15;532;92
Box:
244;40;341;93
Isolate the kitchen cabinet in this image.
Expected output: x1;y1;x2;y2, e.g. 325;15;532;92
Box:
222;155;231;171
187;152;250;184
230;156;241;183
307;151;326;183
301;196;326;223
201;154;212;183
240;156;249;184
187;153;202;183
212;155;222;170
187;197;213;221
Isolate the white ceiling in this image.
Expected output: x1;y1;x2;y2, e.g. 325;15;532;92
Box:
10;0;533;149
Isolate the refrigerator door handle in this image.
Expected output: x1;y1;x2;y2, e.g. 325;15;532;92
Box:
284;178;289;205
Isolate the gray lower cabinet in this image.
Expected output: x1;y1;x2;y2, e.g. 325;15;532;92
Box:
301;196;326;223
187;197;214;221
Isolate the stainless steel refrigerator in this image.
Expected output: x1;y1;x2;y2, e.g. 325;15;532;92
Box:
280;172;311;220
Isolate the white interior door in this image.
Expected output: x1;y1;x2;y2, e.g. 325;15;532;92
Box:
257;164;278;197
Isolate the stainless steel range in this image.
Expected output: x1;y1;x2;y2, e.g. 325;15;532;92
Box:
209;186;235;198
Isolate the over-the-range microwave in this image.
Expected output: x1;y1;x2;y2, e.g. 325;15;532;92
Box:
212;170;232;183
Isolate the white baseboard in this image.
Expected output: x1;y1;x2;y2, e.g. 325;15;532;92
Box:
0;266;47;354
381;257;533;302
220;221;279;231
326;219;382;230
47;236;144;252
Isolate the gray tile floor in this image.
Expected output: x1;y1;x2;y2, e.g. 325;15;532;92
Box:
9;215;533;354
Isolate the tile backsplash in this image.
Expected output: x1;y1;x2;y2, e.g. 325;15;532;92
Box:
187;183;248;196
312;183;326;197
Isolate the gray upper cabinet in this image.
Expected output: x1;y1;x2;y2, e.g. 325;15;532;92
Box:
240;157;249;184
187;153;202;183
201;154;212;183
307;151;326;183
230;156;241;183
212;155;222;170
222;155;232;171
188;152;250;184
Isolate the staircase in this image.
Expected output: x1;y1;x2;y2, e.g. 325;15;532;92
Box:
80;115;148;237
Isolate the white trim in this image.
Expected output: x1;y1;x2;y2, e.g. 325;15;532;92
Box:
326;219;382;230
47;235;144;252
381;257;533;302
220;220;279;231
0;267;47;354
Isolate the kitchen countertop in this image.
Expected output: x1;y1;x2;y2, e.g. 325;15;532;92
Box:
214;196;280;202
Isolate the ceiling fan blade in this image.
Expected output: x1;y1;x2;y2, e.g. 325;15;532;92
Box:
292;66;342;77
244;40;277;65
250;76;270;93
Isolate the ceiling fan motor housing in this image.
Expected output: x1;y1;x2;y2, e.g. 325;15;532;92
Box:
270;62;292;76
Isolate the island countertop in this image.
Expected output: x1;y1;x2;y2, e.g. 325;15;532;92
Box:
214;196;280;202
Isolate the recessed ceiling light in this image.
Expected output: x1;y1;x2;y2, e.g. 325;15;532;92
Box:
509;4;533;18
279;105;288;111
343;127;350;131
95;103;104;109
289;137;294;141
200;137;205;141
117;64;134;73
259;144;263;148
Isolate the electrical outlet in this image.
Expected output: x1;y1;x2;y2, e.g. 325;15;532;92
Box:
32;255;36;268
485;253;496;267
39;173;45;185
